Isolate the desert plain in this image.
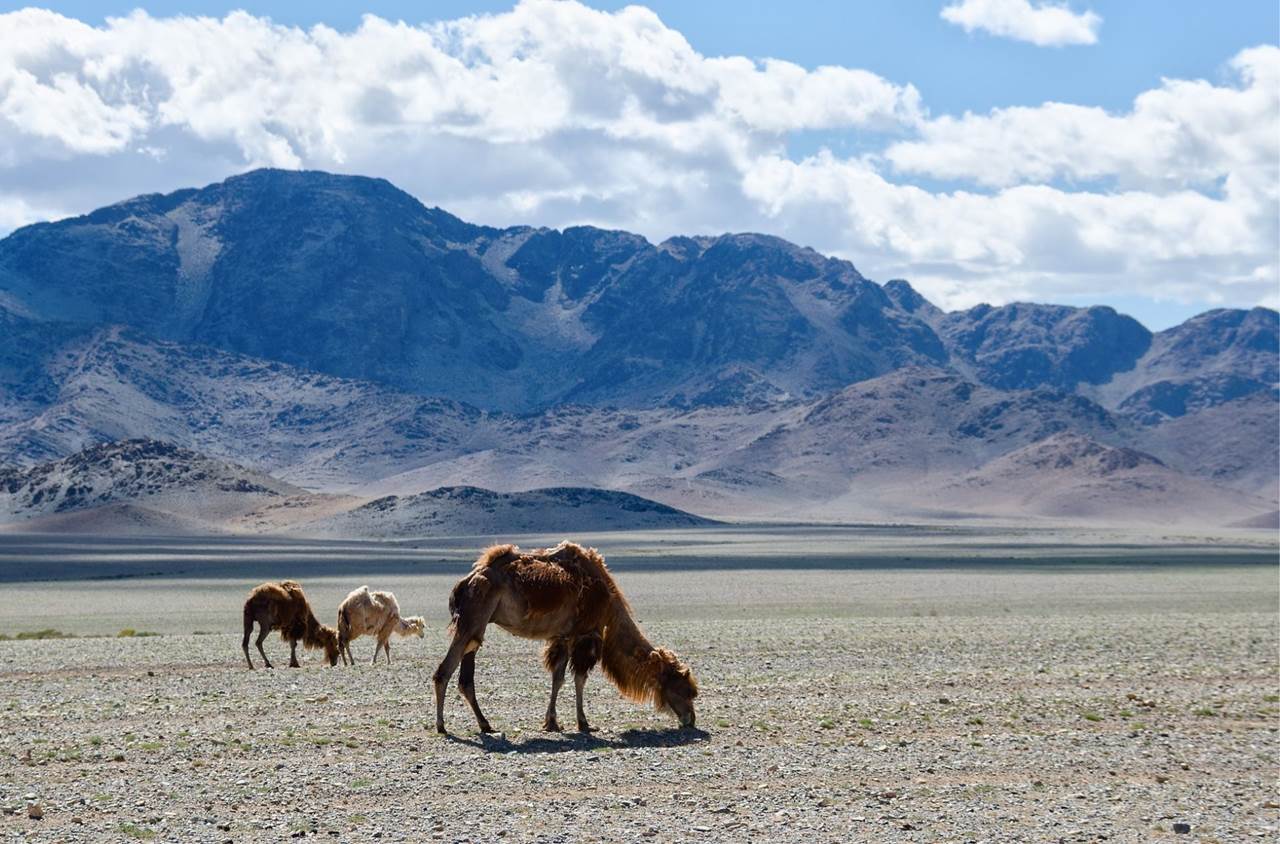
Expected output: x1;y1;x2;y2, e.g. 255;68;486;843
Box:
0;524;1276;843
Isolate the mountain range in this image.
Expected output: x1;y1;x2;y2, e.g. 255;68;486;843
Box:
0;169;1275;533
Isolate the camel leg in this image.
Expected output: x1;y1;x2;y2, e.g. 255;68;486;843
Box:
255;626;273;669
435;577;499;734
457;651;493;733
371;639;381;665
384;640;392;664
572;634;601;733
573;672;592;733
242;618;255;670
289;639;301;668
433;636;470;734
542;639;569;732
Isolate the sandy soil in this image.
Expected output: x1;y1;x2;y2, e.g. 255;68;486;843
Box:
0;528;1276;842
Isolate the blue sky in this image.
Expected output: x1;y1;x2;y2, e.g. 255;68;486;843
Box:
0;2;1276;328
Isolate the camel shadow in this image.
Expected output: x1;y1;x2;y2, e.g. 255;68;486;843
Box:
445;726;710;754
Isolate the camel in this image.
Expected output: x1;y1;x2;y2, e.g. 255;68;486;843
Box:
241;580;340;669
433;541;698;734
336;586;425;665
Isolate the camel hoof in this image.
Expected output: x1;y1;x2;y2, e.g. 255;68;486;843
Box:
543;720;561;733
578;722;593;733
436;725;447;735
479;724;496;734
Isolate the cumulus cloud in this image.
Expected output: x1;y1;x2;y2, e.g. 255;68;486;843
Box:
0;1;1275;320
940;0;1101;47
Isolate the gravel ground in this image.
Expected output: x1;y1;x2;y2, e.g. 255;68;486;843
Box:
0;550;1276;842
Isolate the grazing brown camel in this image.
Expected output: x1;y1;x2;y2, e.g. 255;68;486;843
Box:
241;580;340;669
433;542;698;734
336;585;425;665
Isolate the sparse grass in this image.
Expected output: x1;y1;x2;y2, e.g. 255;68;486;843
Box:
14;628;70;640
818;717;836;729
118;823;156;840
1118;709;1133;718
1263;694;1279;703
1192;707;1217;717
351;778;373;790
965;716;984;726
117;629;161;638
1081;711;1103;722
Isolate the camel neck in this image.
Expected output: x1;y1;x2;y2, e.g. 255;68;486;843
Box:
600;597;657;701
302;612;326;645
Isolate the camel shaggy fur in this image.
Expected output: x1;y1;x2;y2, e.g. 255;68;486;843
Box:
433;541;698;734
241;580;340;669
336;586;425;665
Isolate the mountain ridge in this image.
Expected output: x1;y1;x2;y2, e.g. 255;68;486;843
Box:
0;169;1274;529
9;168;1270;414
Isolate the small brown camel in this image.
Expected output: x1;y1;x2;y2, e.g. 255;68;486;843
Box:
433;541;698;734
241;580;340;669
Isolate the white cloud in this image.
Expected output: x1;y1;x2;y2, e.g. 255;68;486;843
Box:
0;1;1275;321
940;0;1101;47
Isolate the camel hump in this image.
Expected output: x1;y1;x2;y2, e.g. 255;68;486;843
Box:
474;544;520;570
541;541;610;576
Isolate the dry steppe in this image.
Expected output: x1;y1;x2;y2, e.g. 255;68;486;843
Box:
0;526;1276;843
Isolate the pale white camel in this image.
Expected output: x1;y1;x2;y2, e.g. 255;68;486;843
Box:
336;586;425;665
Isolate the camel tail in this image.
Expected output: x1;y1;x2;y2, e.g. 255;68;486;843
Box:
446;565;497;635
446;578;465;634
242;600;254;640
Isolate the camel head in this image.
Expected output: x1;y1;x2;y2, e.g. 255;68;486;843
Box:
402;616;426;638
311;624;341;666
651;648;698;728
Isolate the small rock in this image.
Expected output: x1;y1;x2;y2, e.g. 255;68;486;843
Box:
1154;774;1170;783
1172;822;1191;834
27;803;43;820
